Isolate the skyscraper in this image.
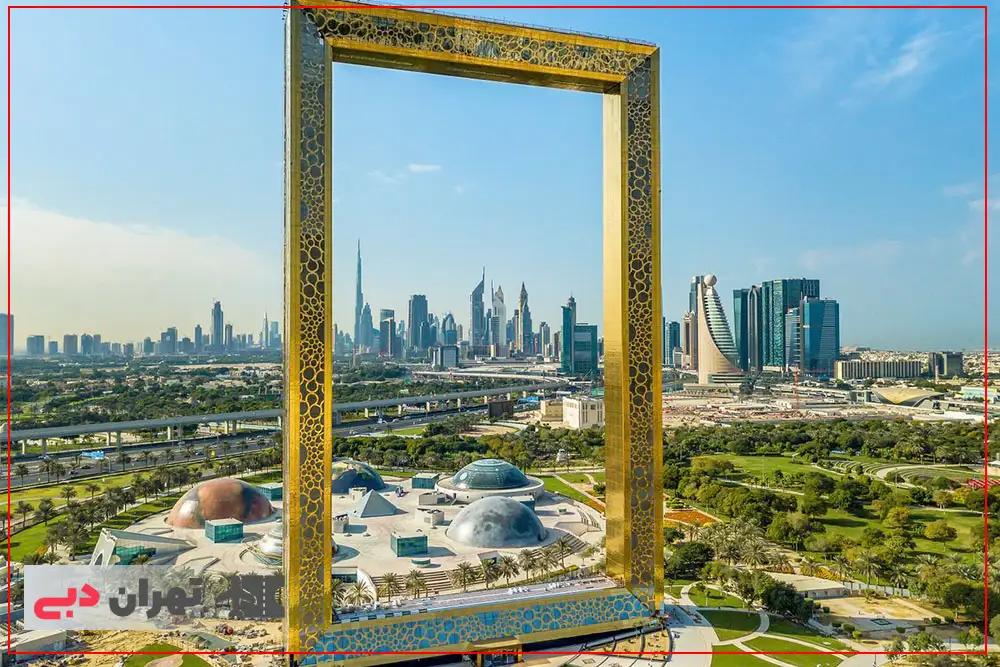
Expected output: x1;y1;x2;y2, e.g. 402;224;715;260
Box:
408;295;429;350
490;284;507;354
194;324;204;353
560;296;577;373
664;320;680;367
359;303;374;349
442;313;457;345
26;335;44;356
224;323;234;351
761;279;820;368
469;268;486;352
354;240;363;348
270;320;280;349
0;314;11;358
800;298;840;376
63;334;79;356
695;274;741;384
211;301;224;351
515;283;532;354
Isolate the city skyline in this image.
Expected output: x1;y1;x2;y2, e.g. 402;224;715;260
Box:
6;6;993;350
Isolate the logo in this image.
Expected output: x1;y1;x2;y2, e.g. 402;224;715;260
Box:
24;567;284;630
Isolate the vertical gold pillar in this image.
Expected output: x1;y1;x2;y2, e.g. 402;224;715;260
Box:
284;4;333;656
602;53;663;613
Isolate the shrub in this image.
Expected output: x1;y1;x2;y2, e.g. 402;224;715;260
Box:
832;622;842;629
842;624;855;632
944;617;955;625
822;606;830;614
852;631;863;640
896;627;906;634
930;618;941;624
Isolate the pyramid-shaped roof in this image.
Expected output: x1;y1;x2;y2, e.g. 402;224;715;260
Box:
350;490;399;518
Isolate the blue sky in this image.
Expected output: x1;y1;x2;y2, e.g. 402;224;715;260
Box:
3;3;994;350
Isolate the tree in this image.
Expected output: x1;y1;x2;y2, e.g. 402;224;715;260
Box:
883;507;913;536
405;570;427;599
342;583;374;607
84;482;101;500
798;493;828;518
62;486;77;505
36;498;55;525
924;520;958;542
14;464;28;486
958;626;984;652
932;490;953;509
989;614;1000;643
497;555;520;586
664;541;714;579
377;572;402;602
452;562;478;592
15;501;33;528
479;560;500;590
518;550;538;582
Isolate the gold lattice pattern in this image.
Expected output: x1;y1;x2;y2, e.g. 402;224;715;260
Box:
300;591;650;664
305;5;648;77
287;11;331;654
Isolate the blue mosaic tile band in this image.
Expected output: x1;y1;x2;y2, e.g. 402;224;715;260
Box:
300;590;649;664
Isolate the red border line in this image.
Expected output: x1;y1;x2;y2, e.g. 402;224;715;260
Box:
6;2;990;660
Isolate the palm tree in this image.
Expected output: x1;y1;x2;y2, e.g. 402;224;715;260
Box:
800;557;821;577
452;562;478;592
330;579;344;607
142;451;153;469
342;583;374;607
497;555;520;586
480;560;500;590
378;572;402;602
221;442;233;460
14;463;28;486
553;536;575;570
518;550;537;582
84;481;101;500
831;555;851;583
36;498;55;524
15;501;33;528
851;550;879;587
405;570;428;599
62;486;77;505
743;540;769;570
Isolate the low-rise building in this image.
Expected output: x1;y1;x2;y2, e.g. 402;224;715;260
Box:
563;397;604;430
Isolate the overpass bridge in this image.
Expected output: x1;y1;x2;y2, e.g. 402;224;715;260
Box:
5;380;572;451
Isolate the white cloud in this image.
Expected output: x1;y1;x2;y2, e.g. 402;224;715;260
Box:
943;181;980;198
2;200;281;344
853;26;939;92
407;163;442;174
368;170;404;185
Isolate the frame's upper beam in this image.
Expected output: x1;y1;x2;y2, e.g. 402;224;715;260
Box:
299;1;658;93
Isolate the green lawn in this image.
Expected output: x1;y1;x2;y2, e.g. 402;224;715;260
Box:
8;514;69;561
743;637;843;667
700;609;761;641
665;578;695;600
689;587;745;609
705;455;837;485
541;476;592;505
124;644;212;667
391;426;426;436
377;469;416;478
817;507;981;561
241;470;282;484
10;462;202;508
710;645;774;667
766;617;851;652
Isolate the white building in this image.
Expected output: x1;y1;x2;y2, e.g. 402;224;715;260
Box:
563;397;604;430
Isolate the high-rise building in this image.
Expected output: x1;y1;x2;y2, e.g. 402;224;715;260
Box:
142;337;154;355
490;284;507;355
515;283;532;354
784;307;801;372
469;269;487;353
123;342;134;357
270;321;280;349
560;296;577;373
834;360;922;381
359;304;374;349
378;309;398;358
664;320;680;367
442;313;457;345
456;324;463;343
572;324;599;377
694;274;741;385
224;324;234;351
539;322;551;357
799;298;840;377
0;314;12;358
553;331;561;361
354;240;364;349
111;342;122;356
761;279;820;368
92;334;103;356
159;328;178;355
211;301;224;351
26;335;45;356
47;340;58;356
81;334;94;356
407;295;429;350
194;325;204;353
63;334;79;356
681;312;694;368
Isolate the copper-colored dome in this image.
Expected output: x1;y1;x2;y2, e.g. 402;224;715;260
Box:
167;477;274;528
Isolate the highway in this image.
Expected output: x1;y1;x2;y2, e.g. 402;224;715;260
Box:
1;405;486;490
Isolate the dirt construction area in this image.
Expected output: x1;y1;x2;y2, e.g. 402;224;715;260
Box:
823;596;942;634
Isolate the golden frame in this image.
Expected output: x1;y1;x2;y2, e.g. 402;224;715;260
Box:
284;0;662;655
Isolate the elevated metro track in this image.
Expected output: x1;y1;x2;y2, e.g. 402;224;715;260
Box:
6;380;572;441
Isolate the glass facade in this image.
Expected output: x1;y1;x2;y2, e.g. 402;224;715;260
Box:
801;298;839;377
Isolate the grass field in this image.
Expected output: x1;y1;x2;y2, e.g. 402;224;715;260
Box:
705;455;837;484
709;645;774;667
541;476;593;506
743;637;844;667
9;462;201;508
817;508;981;560
700;609;761;641
689;587;745;609
665;578;695;600
766;617;851;652
391;427;426;436
377;469;416;478
124;644;212;667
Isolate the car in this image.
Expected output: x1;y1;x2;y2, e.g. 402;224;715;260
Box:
348;430;358;435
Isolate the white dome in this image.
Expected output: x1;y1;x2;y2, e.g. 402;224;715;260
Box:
703;274;718;287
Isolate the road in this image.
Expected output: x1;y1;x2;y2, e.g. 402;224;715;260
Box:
1;406;485;490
